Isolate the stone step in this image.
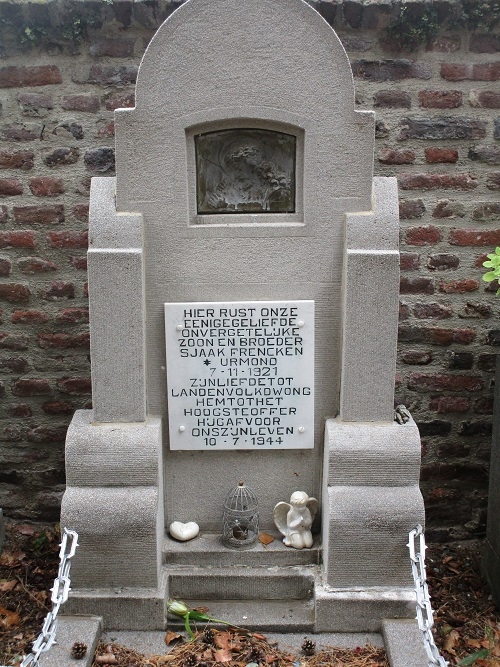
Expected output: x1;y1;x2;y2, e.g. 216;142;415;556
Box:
163;531;321;567
165;565;317;600
166;599;316;632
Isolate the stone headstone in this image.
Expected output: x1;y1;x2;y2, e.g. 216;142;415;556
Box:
62;0;424;632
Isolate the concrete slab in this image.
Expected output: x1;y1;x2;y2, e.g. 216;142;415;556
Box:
382;619;429;667
101;630;384;656
38;616;102;667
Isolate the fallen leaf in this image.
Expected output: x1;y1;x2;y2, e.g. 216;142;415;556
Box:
96;655;118;664
253;633;267;641
164;630;182;646
259;533;275;546
202;649;213;660
0;550;25;567
214;649;232;662
0;606;21;628
193;606;209;614
444;629;460;655
16;525;35;536
215;632;232;650
0;580;17;592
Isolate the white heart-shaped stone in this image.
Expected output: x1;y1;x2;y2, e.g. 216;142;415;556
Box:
169;521;200;542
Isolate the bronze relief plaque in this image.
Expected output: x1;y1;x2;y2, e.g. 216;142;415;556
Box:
195;129;296;214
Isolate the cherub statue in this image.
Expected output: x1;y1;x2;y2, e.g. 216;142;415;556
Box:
273;491;319;549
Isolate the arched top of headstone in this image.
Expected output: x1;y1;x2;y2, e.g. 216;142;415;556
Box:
134;0;356;116
114;0;374;215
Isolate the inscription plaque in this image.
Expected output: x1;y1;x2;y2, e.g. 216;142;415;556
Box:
195;129;296;214
165;300;314;450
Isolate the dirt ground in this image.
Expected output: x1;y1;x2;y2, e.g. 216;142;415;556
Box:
1;521;500;667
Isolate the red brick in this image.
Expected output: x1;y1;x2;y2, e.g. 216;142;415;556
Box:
11;378;51;396
104;91;135;111
487;173;500;190
427;254;459;271
0;179;22;196
42;401;74;415
439;279;480;293
399;173;478;191
399;324;475;345
399;199;425;219
61;95;99;113
400;276;434;294
37;332;89;349
38;282;75;301
57;377;92;394
400;252;419;271
1;124;41;142
469;145;500;165
473;203;500;221
408;373;484;392
0;150;34;170
399;302;410;320
402;349;433;365
0;231;35;248
470;34;500;53
425;148;458;163
429;396;471;413
459;302;492;318
399;117;485;140
0;65;62;88
55;307;89;324
428;36;461;53
352;59;431;81
378;148;415;165
47;231;88;248
27;426;67;443
84;147;115;173
18;257;57;274
0;283;30;303
0;258;11;276
69;256;87;270
9;403;32;417
0;357;30;373
419;90;462;108
449;229;500;247
0;332;28;350
29;176;64;197
72;204;88;222
17;92;53;115
406;225;442;246
11;310;48;324
469;90;500;108
373;90;411;108
96;121;115;138
13;205;64;225
473;397;494;415
472;63;500;80
413;302;453;318
432;199;466;218
75;65;138;86
89;38;134;58
43;147;79;167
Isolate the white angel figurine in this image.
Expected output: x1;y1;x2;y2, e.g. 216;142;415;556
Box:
273;491;319;549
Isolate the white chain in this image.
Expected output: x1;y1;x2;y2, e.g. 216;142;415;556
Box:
1;528;79;667
408;525;448;667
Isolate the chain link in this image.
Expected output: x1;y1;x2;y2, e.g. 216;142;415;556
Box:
408;524;448;667
0;528;79;667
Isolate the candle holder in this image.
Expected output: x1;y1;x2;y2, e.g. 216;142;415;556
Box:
222;481;259;548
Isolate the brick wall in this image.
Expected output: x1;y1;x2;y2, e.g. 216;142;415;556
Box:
0;0;498;540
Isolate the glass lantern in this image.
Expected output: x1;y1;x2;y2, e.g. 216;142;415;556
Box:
222;481;259;548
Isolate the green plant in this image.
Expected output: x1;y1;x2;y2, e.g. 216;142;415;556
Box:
383;3;441;52
458;625;496;665
450;1;500;31
482;248;500;294
166;599;245;640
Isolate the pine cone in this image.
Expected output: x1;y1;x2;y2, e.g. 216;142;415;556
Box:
203;628;215;645
184;654;198;667
247;646;265;662
71;642;88;660
301;638;316;656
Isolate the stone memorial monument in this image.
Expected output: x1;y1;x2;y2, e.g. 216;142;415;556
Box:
61;0;425;633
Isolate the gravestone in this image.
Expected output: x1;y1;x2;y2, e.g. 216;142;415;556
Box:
61;0;424;632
